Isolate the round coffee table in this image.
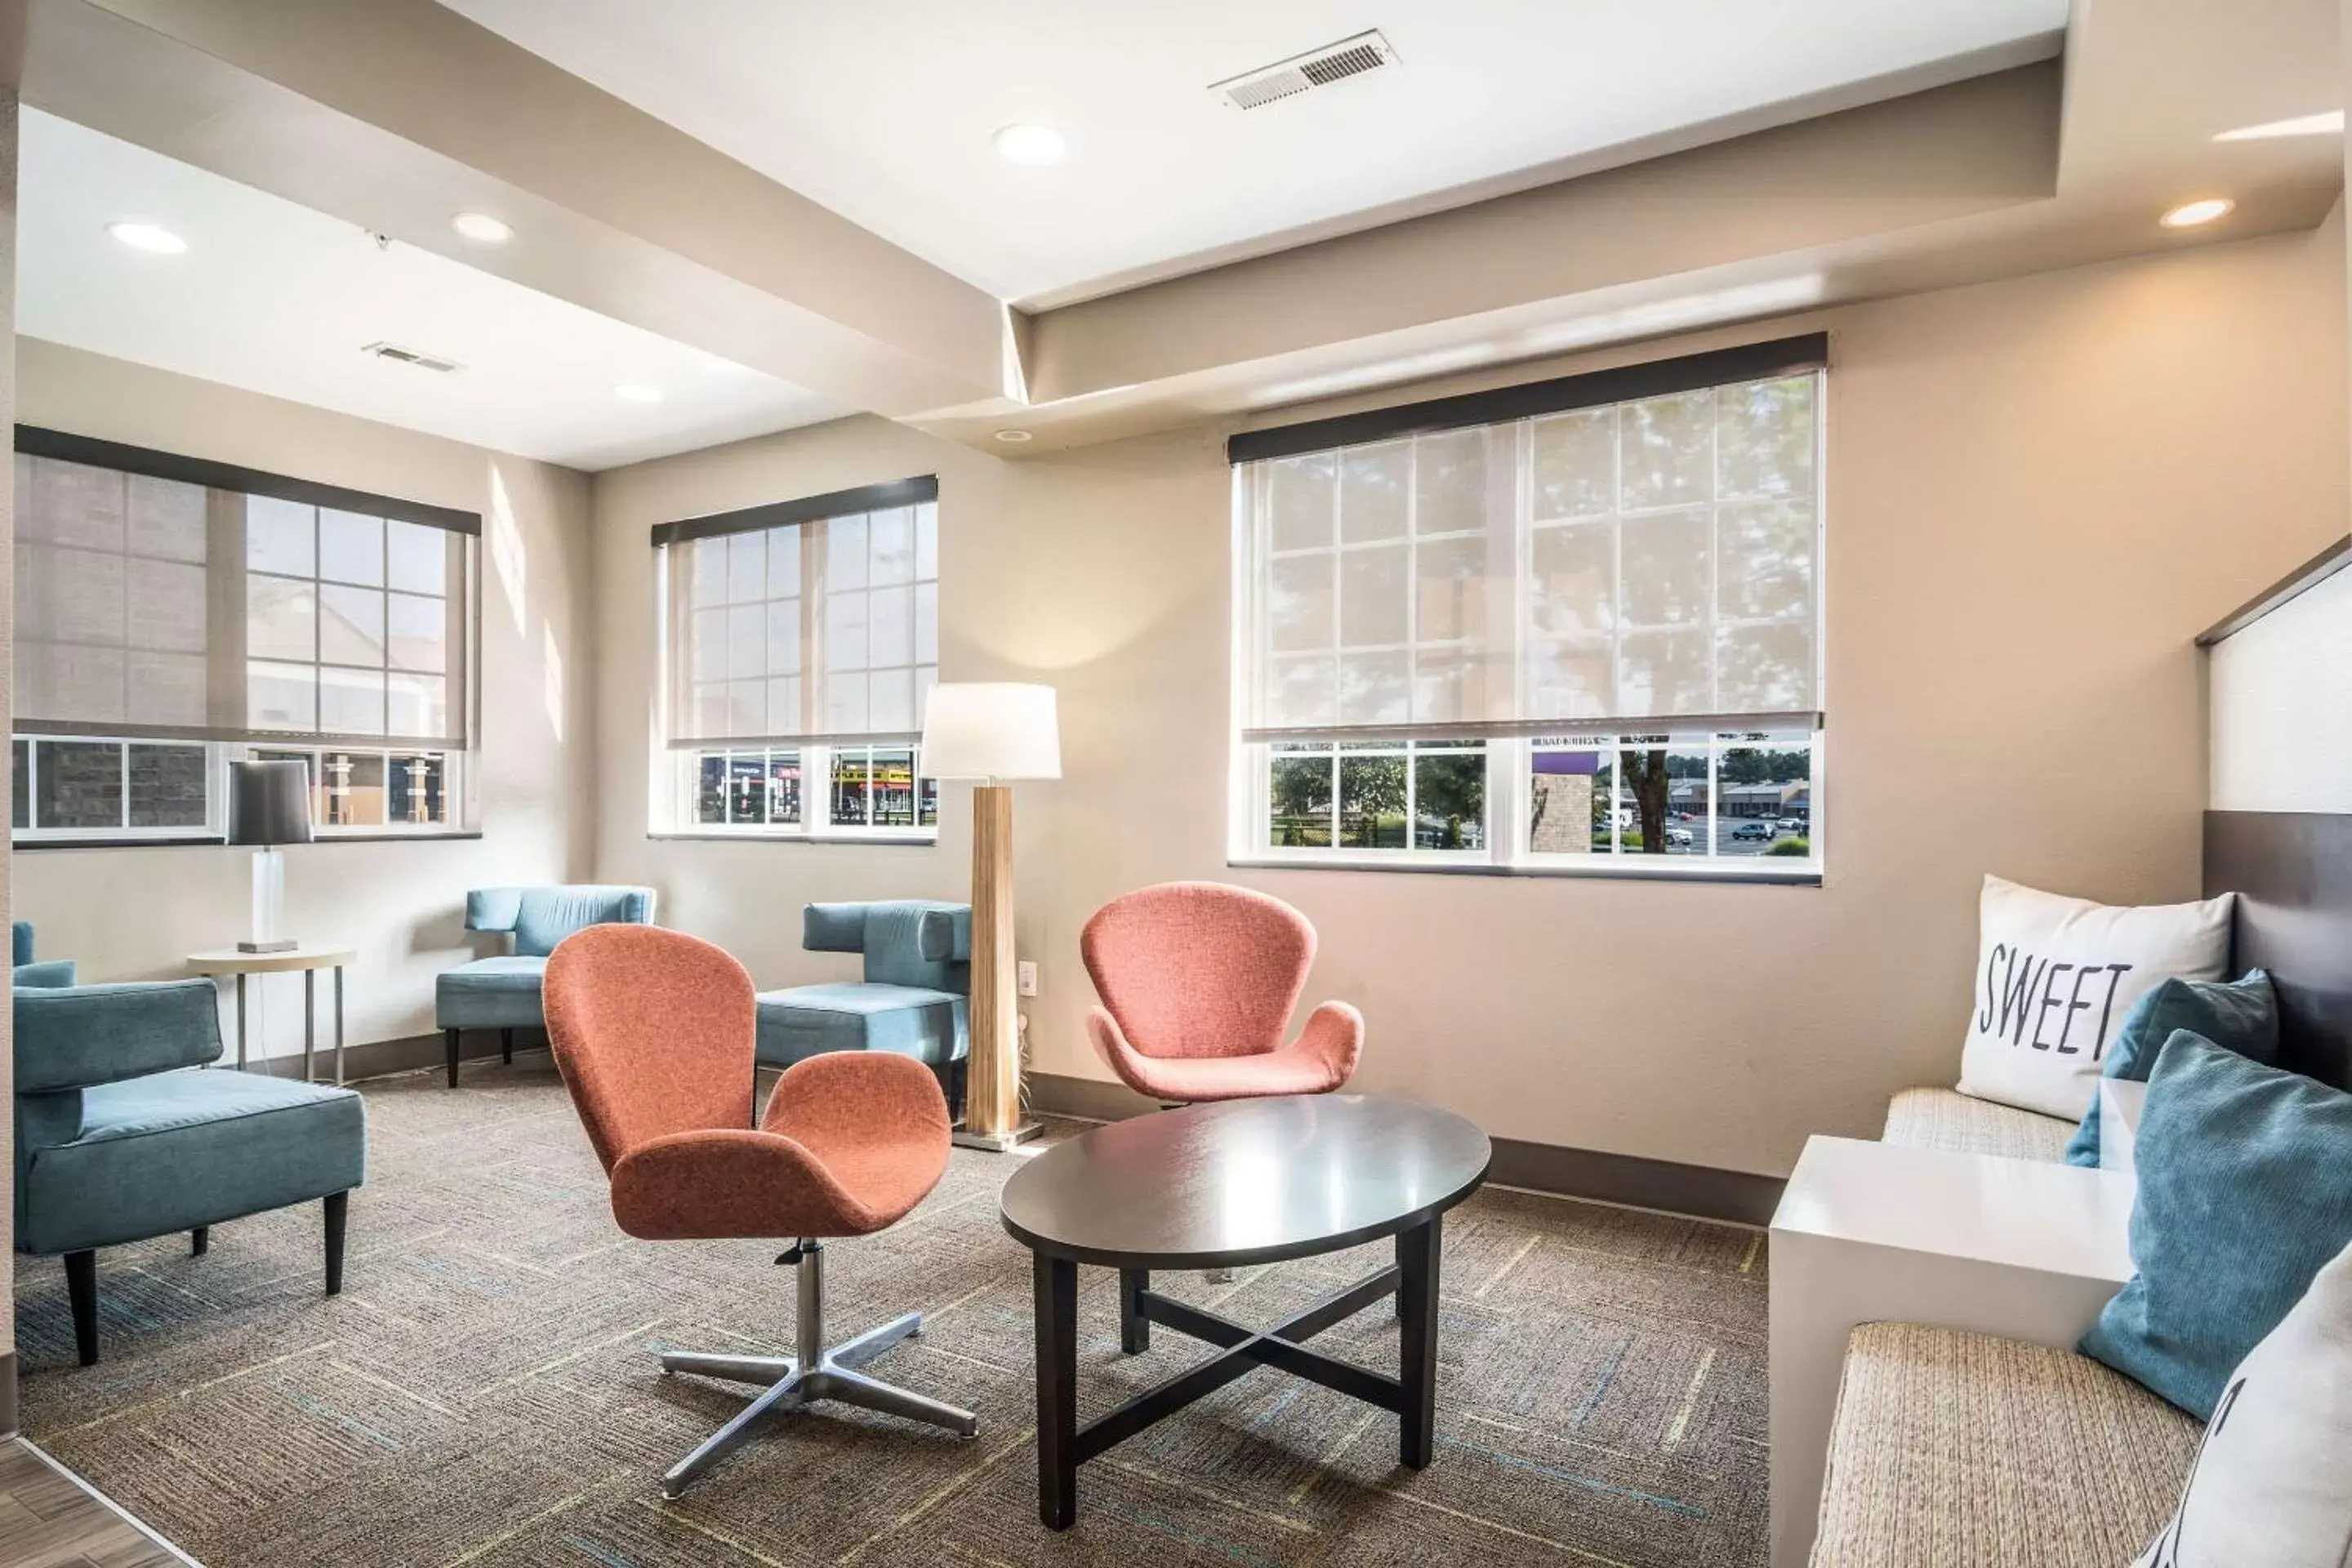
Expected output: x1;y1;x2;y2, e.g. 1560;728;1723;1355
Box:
1000;1094;1490;1530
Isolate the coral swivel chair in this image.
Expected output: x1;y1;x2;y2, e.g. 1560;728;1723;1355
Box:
544;924;977;1497
1080;882;1364;1104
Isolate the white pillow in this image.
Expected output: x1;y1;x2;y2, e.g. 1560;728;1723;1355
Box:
1956;875;2232;1120
2131;1239;2352;1567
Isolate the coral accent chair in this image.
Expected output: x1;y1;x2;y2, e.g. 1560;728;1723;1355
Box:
1080;883;1364;1104
544;924;975;1498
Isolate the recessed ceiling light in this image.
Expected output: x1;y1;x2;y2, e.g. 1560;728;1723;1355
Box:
451;212;513;244
614;384;664;403
2215;110;2344;141
992;123;1066;167
106;220;186;255
993;428;1034;443
2160;198;2235;229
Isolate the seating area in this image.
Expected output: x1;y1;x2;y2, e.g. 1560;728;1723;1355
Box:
7;6;2352;1566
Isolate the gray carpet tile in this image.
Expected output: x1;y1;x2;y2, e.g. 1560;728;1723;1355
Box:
15;1062;1768;1566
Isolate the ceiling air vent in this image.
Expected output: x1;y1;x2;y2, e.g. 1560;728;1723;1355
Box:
1211;30;1398;112
360;341;465;374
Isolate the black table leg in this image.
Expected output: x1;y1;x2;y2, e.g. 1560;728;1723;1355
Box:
1396;1215;1441;1468
1035;1253;1078;1529
1119;1267;1150;1354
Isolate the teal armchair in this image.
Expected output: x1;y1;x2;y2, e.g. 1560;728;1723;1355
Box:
16;979;365;1365
436;885;657;1085
12;920;76;989
755;901;971;1118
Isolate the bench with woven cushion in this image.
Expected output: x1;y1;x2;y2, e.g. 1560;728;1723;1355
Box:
1810;1322;2197;1566
1880;1085;2074;1164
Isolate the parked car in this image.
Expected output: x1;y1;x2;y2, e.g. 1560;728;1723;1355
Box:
1664;826;1695;848
1731;820;1774;842
1776;817;1806;833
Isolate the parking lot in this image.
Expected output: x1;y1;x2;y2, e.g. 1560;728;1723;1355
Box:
1602;812;1808;856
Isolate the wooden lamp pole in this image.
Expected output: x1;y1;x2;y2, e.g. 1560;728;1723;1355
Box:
961;782;1021;1139
919;684;1059;1152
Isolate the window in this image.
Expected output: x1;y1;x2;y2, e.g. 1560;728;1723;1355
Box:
656;478;942;840
11;429;479;844
1230;336;1825;876
252;746;457;831
12;736;215;840
245;499;461;743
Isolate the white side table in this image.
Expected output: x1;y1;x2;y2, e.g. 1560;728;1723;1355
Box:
1767;1135;2136;1568
186;947;358;1085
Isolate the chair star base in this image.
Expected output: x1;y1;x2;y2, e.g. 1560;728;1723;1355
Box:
655;1238;978;1498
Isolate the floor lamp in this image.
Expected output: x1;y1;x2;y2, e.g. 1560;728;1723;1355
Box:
919;682;1060;1152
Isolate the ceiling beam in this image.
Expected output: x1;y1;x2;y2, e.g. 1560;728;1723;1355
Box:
20;0;1013;416
1018;66;2064;406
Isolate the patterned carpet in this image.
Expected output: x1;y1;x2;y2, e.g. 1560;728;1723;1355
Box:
14;1062;1769;1567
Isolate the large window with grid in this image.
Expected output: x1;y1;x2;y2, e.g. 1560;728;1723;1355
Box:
655;477;942;840
11;429;478;844
1230;336;1825;877
244;498;461;744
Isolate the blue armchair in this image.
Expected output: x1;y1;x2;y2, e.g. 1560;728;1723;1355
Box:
16;980;365;1365
12;920;77;989
755;901;971;1117
437;885;656;1085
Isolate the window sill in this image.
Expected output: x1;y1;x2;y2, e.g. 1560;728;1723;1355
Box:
648;831;939;847
1227;854;1822;885
14;831;483;850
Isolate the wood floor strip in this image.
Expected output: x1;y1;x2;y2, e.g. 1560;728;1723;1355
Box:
0;1441;195;1568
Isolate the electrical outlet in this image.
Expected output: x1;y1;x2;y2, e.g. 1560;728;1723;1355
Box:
1017;960;1039;997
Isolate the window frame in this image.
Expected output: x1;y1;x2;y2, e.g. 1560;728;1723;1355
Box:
10;733;471;845
651;475;944;844
1226;337;1827;883
249;742;466;838
10;428;483;847
664;742;941;844
12;734;222;844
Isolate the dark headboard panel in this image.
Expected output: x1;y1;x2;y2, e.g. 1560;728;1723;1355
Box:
2205;811;2352;1091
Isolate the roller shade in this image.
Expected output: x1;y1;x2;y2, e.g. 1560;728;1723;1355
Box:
12;428;476;750
655;476;939;749
1232;337;1825;745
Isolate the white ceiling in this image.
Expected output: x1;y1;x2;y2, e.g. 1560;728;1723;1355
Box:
15;109;849;471
435;0;2070;307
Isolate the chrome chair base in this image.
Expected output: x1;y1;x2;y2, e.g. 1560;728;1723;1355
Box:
657;1238;977;1498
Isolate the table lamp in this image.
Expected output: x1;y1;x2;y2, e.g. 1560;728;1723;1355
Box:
919;682;1060;1152
229;759;313;953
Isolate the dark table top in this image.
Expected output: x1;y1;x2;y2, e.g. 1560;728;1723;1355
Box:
1000;1095;1492;1269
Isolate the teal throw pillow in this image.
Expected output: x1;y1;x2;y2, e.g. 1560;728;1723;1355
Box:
2064;970;2277;1168
2079;1031;2352;1418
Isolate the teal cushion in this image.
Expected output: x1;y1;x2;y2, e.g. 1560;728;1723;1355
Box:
434;955;548;1031
2078;1031;2352;1417
2065;970;2277;1167
19;1069;365;1255
755;983;968;1068
511;886;653;958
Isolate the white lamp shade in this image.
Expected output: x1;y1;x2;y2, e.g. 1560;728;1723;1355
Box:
920;682;1062;781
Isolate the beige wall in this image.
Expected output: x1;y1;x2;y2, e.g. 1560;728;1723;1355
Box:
10;339;597;1062
595;221;2347;1178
